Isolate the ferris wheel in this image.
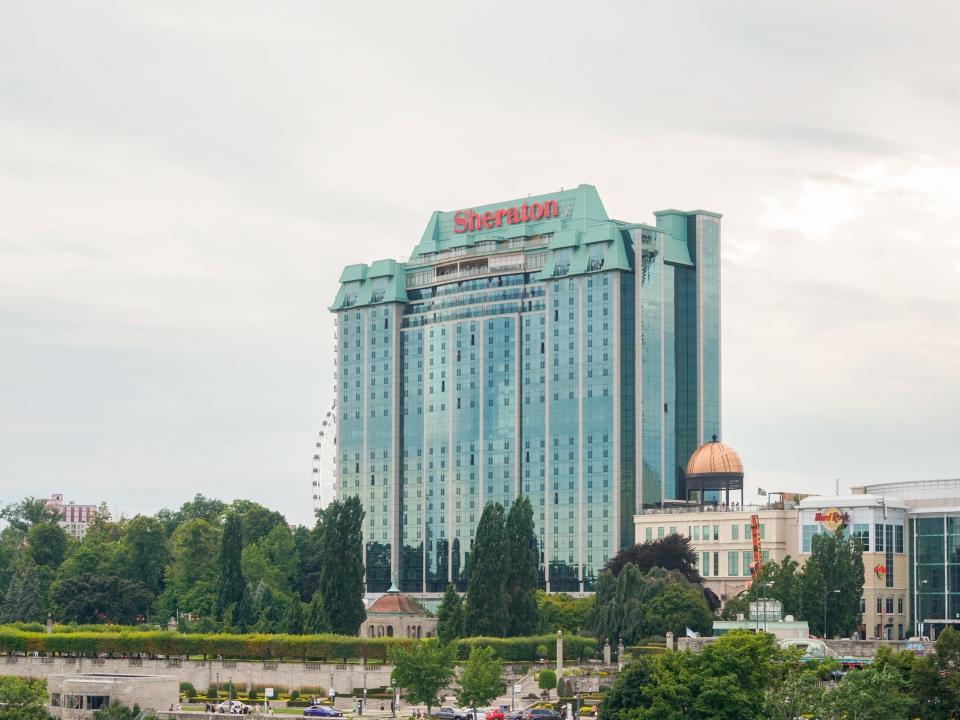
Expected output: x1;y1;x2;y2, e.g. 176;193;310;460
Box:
311;397;338;513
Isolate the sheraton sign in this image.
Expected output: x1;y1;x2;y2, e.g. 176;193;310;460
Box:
453;199;559;233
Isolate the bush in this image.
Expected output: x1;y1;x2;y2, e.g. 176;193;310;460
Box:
538;669;557;692
454;635;595;661
289;691;299;701
248;689;259;701
180;682;196;700
207;686;219;700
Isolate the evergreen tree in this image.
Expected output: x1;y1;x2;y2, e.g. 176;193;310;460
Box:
215;513;244;620
283;598;306;634
317;498;366;635
233;585;256;632
0;560;45;623
799;529;864;637
465;503;508;636
504;497;540;636
305;591;330;633
435;583;465;643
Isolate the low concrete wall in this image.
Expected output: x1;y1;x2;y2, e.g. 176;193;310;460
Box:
1;656;393;695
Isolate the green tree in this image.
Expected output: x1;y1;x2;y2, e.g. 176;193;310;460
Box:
121;515;168;595
435;584;465;643
816;665;913;720
457;646;504;715
215;513;244;620
605;534;701;584
504;497;540;636
0;560;46;623
156;494;226;535
597;657;652;720
0;676;49;720
800;529;864;637
536;669;556;699
316;498;366;635
537;591;592;634
282;598;306;634
761;665;825;720
304;590;330;633
51;573;153;623
465;503;508;636
26;522;68;569
231;501;287;547
642;582;713;638
390;640;456;718
153;518;220;619
92;699;145;720
241;524;298;593
0;497;61;534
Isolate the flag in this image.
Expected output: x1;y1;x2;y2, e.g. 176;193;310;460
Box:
686;627;697;638
757;488;767;496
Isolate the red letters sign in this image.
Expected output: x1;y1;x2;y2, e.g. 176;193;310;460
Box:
814;508;850;531
453;200;559;233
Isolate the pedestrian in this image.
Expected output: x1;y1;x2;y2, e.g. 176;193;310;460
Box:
381;701;385;712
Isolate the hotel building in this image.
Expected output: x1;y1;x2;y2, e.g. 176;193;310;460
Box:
329;185;722;593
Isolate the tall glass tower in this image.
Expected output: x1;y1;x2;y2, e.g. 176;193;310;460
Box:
329;185;721;594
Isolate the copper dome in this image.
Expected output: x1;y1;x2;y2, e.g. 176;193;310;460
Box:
686;437;744;477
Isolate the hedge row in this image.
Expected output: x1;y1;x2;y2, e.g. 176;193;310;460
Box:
0;630;408;660
0;630;596;662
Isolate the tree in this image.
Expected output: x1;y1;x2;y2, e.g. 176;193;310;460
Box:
605;534;701;584
316;497;366;635
215;513;244;620
537;591;593;635
0;676;49;720
231;501;287;547
536;669;556;699
457;646;504;714
26;522;68;569
157;494;226;535
504;497;540;636
642;582;713;638
241;525;298;593
121;515;168;595
282;599;306;634
51;573;153;624
816;665;913;720
799;529;864;637
390;640;456;718
153;518;220;620
762;665;824;720
0;560;46;623
304;591;330;634
92;699;145;720
0;497;61;534
435;584;465;644
465;503;508;636
597;657;652;720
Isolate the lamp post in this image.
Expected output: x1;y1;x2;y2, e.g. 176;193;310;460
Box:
823;589;840;639
755;582;773;634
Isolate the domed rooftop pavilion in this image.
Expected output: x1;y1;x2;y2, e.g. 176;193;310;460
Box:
683;436;745;507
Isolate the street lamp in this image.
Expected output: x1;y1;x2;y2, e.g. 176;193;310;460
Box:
823;589;840;639
755;582;774;634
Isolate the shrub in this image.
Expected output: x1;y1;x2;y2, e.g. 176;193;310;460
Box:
180;682;196;700
248;689;259;701
207;686;219;700
289;691;299;701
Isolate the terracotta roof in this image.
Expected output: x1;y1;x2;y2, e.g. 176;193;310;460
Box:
367;592;424;616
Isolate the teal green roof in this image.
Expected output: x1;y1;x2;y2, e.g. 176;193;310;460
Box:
412;184;609;260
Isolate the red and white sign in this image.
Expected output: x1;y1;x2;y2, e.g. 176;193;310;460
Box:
453;199;559;233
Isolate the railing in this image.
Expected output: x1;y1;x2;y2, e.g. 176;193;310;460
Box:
639;503;795;516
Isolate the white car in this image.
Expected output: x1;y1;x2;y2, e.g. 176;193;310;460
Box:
215;700;252;714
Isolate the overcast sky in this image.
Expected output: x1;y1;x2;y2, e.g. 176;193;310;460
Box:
2;1;958;527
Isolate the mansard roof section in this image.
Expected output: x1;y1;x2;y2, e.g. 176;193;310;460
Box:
412;184;610;259
330;259;407;311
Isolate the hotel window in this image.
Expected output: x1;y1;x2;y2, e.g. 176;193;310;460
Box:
876;597;883;614
728;551;738;576
645;527;653;541
742;551;751;576
713;552;719;576
713;525;719;541
658;527;665;539
702;552;710;576
761;550;770;564
875;524;884;552
898;597;904;614
852;524;869;549
703;525;710;542
895;525;904;553
859;597;866;613
802;524;819;553
669;526;677;535
758;523;766;540
731;524;739;541
885;598;894;614
693;525;700;541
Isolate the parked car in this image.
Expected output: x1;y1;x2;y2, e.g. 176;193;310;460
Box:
215;700;252;714
304;705;344;718
433;708;471;720
486;709;505;720
514;709;560;720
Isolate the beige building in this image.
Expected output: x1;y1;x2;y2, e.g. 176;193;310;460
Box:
360;586;437;639
798;495;909;640
48;673;177;718
634;504;800;604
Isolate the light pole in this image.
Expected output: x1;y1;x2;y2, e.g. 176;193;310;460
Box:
755;582;773;634
823;589;840;639
216;673;220;703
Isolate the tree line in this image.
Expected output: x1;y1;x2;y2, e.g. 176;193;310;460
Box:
0;494;366;635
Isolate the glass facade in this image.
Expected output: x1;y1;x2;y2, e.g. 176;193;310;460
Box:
329;186;721;593
911;514;960;635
